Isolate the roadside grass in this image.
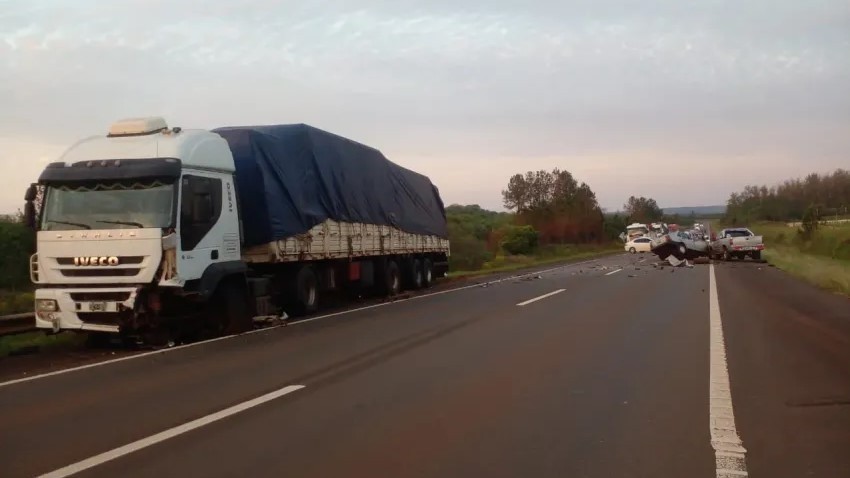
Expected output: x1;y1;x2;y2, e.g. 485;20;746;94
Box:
765;246;850;297
0;290;85;357
757;221;850;261
0;290;34;315
0;331;85;357
712;221;850;297
450;243;621;278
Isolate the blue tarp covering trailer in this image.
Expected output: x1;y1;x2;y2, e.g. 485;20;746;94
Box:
213;124;448;247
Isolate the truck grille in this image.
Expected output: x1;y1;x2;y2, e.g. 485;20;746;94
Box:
70;291;132;302
60;269;141;278
77;312;128;326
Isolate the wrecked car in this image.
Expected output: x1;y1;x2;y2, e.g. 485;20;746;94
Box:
650;230;709;260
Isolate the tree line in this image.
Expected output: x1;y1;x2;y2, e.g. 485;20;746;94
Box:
725;169;850;224
501;168;605;244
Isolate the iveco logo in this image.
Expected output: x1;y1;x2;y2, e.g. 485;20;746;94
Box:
74;256;120;266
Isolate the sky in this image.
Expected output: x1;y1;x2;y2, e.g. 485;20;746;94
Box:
2;0;849;213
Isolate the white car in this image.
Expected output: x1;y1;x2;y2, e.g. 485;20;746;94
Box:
625;237;652;253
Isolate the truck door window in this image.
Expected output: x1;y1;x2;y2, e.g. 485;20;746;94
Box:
180;175;222;251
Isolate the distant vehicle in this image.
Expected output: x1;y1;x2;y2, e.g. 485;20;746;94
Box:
651;230;709;260
625;237;652;254
709;228;764;261
626;223;649;240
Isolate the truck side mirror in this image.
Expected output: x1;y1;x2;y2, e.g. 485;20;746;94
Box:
23;183;38;230
23;201;37;230
24;183;37;202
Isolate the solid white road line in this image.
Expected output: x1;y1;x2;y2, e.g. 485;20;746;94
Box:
516;289;566;307
605;268;623;276
709;264;749;477
39;385;306;478
1;256;618;389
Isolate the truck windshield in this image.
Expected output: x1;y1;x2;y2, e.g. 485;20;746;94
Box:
41;180;175;231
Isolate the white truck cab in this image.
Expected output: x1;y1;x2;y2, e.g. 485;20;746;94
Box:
28;117;242;336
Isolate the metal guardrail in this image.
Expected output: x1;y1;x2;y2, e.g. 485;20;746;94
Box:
0;312;36;336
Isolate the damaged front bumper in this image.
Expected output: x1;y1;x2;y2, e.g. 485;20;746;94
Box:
34;287;141;334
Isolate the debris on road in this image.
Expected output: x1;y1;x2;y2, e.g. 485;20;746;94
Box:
666;256;694;268
693;257;710;265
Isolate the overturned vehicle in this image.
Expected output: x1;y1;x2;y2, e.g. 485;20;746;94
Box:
650;230;709;260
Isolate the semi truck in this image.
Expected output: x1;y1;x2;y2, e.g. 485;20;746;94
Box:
23;117;450;344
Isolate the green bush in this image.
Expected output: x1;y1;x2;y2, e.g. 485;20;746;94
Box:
501;225;539;255
0;221;35;290
448;234;494;271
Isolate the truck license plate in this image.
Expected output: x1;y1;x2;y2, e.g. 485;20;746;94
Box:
87;302;107;312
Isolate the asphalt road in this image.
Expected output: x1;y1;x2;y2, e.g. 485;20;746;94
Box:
1;253;848;478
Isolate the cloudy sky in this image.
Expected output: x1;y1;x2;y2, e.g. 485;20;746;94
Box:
2;0;849;213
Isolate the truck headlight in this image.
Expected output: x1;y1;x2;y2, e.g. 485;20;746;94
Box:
36;299;58;312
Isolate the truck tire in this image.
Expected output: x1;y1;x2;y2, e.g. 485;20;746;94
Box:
422;258;434;288
409;258;424;289
294;265;319;315
380;260;401;296
212;279;253;335
752;251;762;261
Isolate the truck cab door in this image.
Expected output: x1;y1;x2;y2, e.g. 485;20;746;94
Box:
175;173;239;283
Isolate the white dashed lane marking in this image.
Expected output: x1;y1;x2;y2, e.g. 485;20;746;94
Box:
516;289;566;307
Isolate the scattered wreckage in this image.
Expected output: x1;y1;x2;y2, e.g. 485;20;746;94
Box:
624;221;766;263
650;230;709;260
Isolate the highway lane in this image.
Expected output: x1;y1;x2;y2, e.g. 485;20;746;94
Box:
1;253;848;477
0;255;620;384
0;253;634;477
716;260;850;478
82;255;715;478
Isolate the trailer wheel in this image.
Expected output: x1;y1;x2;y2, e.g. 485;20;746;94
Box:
422;258;434;288
409;258;424;289
380;260;401;296
295;265;319;315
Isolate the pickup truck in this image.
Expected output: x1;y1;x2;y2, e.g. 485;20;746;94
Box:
710;228;764;261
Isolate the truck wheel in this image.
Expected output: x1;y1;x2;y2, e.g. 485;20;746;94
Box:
422;258;434;288
380;260;401;296
752;251;762;261
409;258;424;289
295;265;319;315
212;279;253;335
